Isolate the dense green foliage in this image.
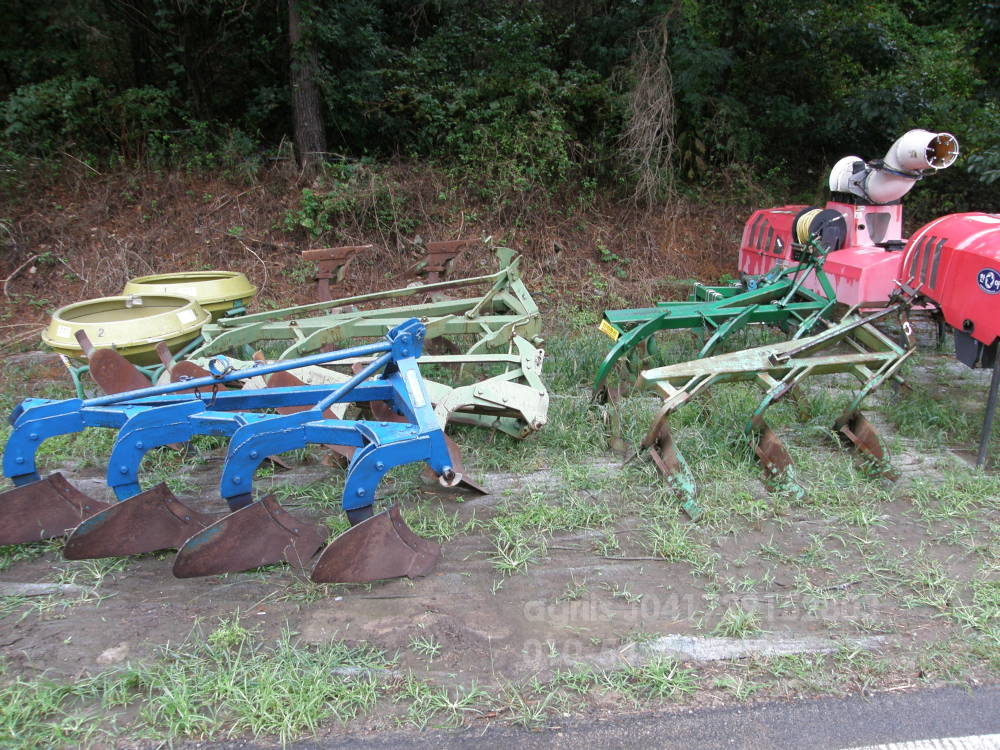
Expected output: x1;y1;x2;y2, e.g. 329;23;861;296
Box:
1;0;997;206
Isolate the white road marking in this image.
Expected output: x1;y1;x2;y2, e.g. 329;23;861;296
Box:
844;734;1000;750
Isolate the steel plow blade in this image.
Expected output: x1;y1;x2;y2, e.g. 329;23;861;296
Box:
369;400;489;496
167;362;214;391
63;484;219;559
420;433;489;495
0;473;113;544
749;416;806;500
157;341;213;389
310;505;440;583
835;410;885;460
430;469;490;496
835;410;898;479
76;330;152;394
172;494;326;578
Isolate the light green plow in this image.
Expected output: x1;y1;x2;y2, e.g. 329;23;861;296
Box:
632;302;914;518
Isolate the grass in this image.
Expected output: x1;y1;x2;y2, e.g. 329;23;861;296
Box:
711;603;763;638
134;626;384;742
0;539;60;572
0;617;391;748
394;674;490;729
1;297;999;746
604;657;699;701
485;488;615;576
409;633;442;661
0;669;111;749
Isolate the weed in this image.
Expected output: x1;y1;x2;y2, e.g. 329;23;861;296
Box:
607;582;643;605
884;381;977;447
833;647;891;692
550;664;602;695
395;674;488;729
712;604;762;638
0;672;109;749
409;634;442;662
403;505;471;542
0;539;59;572
610;656;698;700
0;623;391;746
713;673;763;700
593;529;621;556
901;553;959;613
495;681;562;728
644;518;717;575
558;575;589;602
206;616;251;649
133;626;387;742
486;489;614;576
754;653;833;695
948;576;1000;635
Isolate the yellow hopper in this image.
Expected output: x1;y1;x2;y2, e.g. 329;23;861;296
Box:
122;271;257;319
43;294;211;364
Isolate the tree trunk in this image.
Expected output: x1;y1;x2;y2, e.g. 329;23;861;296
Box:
288;0;326;179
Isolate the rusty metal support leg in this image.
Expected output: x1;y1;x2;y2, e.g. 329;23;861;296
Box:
601;401;629;456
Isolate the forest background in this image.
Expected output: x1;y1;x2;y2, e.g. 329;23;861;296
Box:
1;0;999;295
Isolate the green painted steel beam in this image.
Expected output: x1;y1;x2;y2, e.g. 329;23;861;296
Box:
190;250;541;360
593;249;841;397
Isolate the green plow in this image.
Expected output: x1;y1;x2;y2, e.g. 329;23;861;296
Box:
593;241;838;400
194;331;549;442
182;247;550;442
633;300;914;518
190;247;540;361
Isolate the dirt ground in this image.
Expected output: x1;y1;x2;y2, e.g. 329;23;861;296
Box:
1;349;995;693
0;168;996;745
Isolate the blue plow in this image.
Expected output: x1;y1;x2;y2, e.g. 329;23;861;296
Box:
0;319;463;583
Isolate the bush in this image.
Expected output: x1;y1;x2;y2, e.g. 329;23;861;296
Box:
283;162;418;239
2;75;261;175
3;76;113;155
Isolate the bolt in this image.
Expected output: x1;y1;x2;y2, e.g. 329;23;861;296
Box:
120;466;128;474
29;433;38;441
250;450;259;459
136;441;144;450
375;461;384;471
233;476;242;484
356;488;366;497
15;456;23;464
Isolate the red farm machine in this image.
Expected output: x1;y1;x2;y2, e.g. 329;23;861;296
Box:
597;130;999;516
737;129;997;465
